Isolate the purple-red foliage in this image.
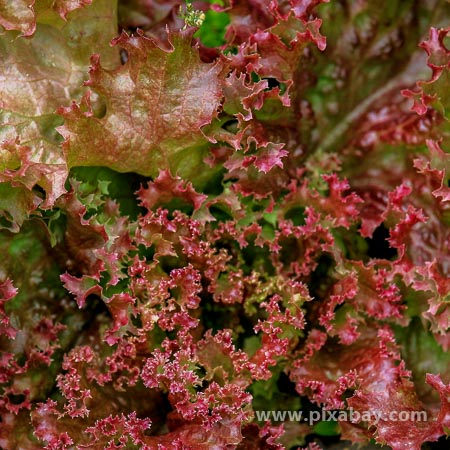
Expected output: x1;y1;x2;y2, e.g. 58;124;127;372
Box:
0;0;449;449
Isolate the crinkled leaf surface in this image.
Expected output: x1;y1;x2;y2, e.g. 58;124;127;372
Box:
0;0;450;448
59;30;225;178
0;0;118;227
0;0;93;36
302;0;450;155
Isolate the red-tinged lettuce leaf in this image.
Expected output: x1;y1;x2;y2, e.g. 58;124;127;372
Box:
414;140;450;202
198;2;329;200
221;71;268;120
290;326;449;449
344;139;450;276
249;17;326;86
411;261;450;351
0;0;93;37
395;319;450;407
118;1;227;51
0;0;36;36
340;133;450;346
317;260;406;346
0;179;130;434
102;293;137;346
118;0;183;40
30;328;253;447
402;27;450;120
0;0;119;226
212;2;328;181
53;176;135;284
269;207;337;279
141;420;253;449
1;0;450;448
301;0;450;157
0;410;45;449
83;412;152;448
137;169;208;213
0;0;118;118
0;222;90;449
223;142;289;175
0;139;67;209
58;29;225;181
54;181;108;275
0;0;119;121
250;294;306;380
30;338;170;447
0;182;41;232
237;422;285;449
282;173;363;229
219;0;326;49
348;373;449;450
61;273;102;309
52;0;93;19
54;178;137;327
218;0;278;45
0;278;18;339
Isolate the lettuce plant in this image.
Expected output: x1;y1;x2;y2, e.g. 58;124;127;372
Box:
0;0;449;449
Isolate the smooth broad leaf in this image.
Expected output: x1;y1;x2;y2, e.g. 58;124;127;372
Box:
58;29;225;178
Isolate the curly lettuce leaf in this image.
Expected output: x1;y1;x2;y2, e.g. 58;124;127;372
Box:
58;29;225;179
0;0;94;36
0;0;119;228
0;0;449;448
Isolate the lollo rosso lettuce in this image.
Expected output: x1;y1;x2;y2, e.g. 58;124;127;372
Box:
0;0;449;449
